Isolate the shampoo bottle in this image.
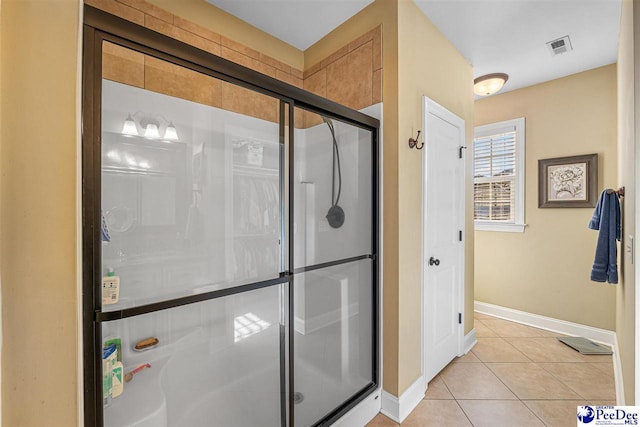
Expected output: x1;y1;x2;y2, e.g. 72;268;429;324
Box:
102;268;120;305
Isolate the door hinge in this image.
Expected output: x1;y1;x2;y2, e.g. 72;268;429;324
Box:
458;146;467;159
458;313;462;324
459;230;463;241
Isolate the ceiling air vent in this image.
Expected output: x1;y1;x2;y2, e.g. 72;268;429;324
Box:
546;35;573;56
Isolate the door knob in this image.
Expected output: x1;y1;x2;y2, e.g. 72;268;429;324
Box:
429;257;440;266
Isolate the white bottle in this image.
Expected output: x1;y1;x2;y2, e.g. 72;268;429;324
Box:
102;268;120;305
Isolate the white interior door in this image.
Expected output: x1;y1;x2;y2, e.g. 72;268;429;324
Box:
422;97;465;383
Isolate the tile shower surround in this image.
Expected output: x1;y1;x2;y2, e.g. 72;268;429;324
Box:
88;0;382;125
368;313;616;427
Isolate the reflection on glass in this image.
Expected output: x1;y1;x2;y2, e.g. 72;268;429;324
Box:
293;260;373;426
293;108;372;268
102;285;283;427
101;43;282;311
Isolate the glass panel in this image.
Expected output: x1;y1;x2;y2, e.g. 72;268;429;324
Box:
101;42;282;310
293;259;373;426
293;108;372;269
102;285;284;427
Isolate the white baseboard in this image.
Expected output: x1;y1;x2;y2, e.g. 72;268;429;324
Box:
380;376;426;423
333;387;382;427
461;328;477;355
474;301;616;346
474;301;624;404
613;334;625;405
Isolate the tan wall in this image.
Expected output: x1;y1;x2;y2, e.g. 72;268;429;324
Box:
475;65;618;331
396;0;474;392
1;0;80;425
617;0;636;404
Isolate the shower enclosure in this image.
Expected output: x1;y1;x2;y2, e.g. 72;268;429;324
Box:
82;7;379;427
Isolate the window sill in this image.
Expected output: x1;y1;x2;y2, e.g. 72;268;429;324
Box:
475;222;527;233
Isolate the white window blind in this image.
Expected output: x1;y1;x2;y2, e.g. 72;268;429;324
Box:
474;118;525;232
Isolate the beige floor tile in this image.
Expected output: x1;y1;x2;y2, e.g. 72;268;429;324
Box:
587;401;617;406
507;337;587;362
440;362;517;400
589;362;614;376
524;400;586;427
487;362;581;399
454;351;482;363
472;337;531;362
401;400;472;426
481;319;546;338
579;353;614;363
425;375;454;400
458;400;545;427
475;320;499;338
366;413;399;427
541;363;616;400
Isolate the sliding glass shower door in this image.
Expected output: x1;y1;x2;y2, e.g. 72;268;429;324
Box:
83;9;378;427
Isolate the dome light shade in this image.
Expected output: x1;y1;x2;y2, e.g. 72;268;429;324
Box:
122;114;138;136
164;122;179;141
474;73;509;96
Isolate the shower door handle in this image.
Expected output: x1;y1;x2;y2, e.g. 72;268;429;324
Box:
429;257;440;266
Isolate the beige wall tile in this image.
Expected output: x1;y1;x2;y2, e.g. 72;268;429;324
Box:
326;42;372;110
303;70;326;128
221;36;261;60
102;42;145;88
373;68;382;103
303;61;323;79
303;68;326;97
145;56;222;107
321;44;349;69
86;0;145;25
260;53;292;74
117;0;173;23
372;29;382;70
276;69;303;88
221;46;276;77
291;67;304;79
174;15;221;43
145;15;221;56
348;27;376;52
221;82;278;123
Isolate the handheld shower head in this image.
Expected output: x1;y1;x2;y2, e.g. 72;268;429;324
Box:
322;116;344;229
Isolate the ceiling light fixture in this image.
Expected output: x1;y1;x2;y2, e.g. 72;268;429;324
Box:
120;113;180;141
473;73;509;97
121;114;138;136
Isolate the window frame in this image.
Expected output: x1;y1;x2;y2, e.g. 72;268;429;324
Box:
473;117;526;233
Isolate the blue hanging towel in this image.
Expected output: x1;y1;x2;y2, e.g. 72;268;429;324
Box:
588;190;621;284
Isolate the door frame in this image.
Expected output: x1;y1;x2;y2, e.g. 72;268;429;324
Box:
421;96;466;381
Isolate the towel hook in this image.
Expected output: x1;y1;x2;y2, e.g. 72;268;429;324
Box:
606;187;625;197
409;130;423;150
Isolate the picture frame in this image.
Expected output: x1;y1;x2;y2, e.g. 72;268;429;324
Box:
538;153;598;208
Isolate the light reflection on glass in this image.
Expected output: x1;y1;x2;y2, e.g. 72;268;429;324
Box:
234;312;270;342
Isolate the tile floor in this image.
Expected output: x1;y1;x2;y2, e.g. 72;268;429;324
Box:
366;312;616;427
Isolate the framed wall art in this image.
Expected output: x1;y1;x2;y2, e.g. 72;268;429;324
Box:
538;153;598;208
